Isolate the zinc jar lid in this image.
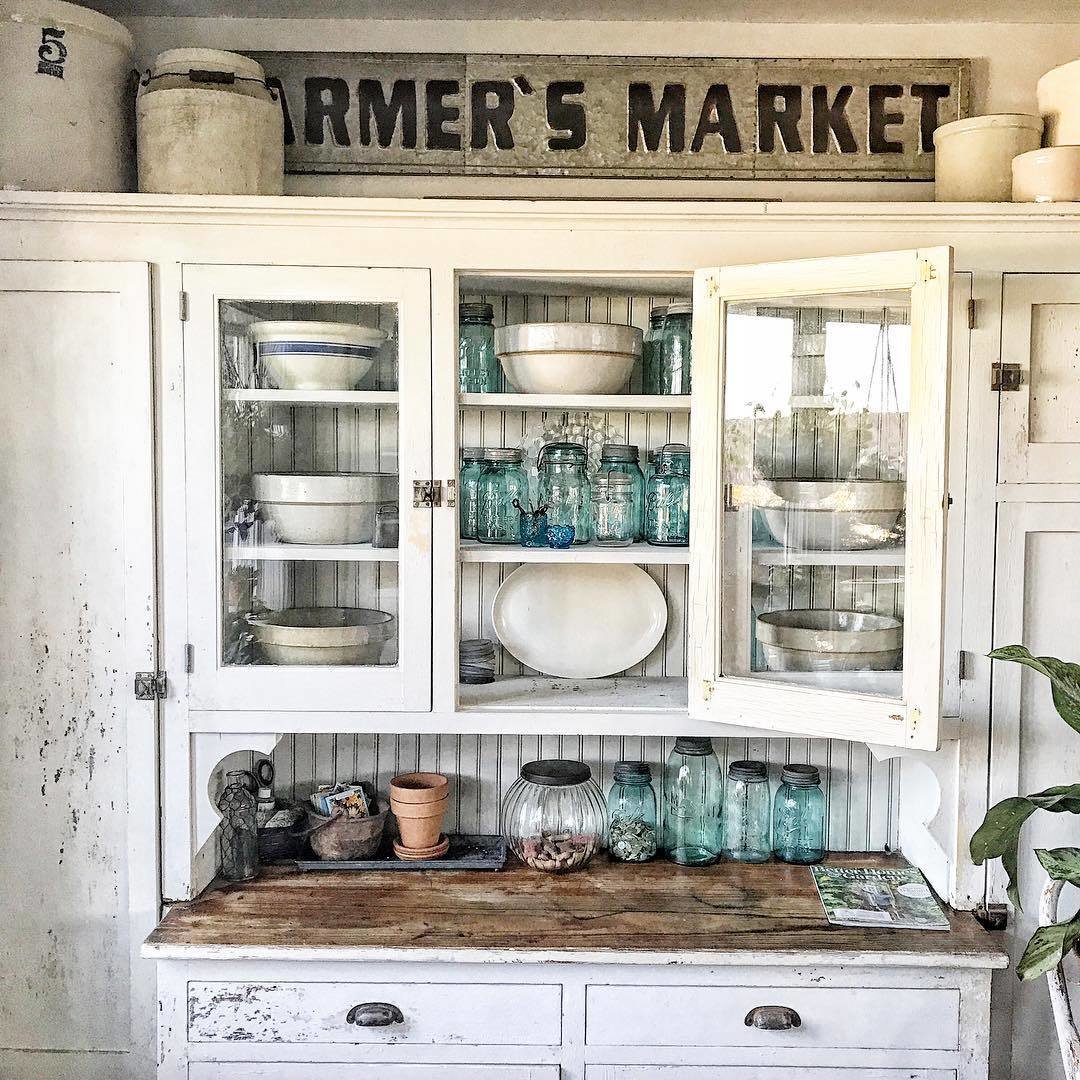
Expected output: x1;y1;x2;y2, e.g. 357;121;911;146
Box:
673;736;714;756
460;302;494;322
613;760;652;783
601;443;640;462
649;304;669;321
483;447;524;463
461;446;487;461
729;759;768;782
780;763;821;787
521;759;592;786
666;301;693;316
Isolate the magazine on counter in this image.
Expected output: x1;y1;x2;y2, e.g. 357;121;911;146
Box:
812;865;950;931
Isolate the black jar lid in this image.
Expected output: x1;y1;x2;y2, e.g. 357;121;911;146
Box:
780;763;821;787
613;760;652;783
521;759;592;786
673;736;714;756
460;301;494;322
728;759;768;782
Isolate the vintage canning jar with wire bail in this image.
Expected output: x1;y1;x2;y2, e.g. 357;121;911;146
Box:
537;441;592;544
501;759;606;873
598;443;646;540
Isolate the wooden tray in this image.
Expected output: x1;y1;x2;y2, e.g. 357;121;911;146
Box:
291;833;507;872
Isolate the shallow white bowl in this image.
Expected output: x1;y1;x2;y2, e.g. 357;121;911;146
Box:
249;607;395;665
494;322;642;395
757;609;903;673
758;479;905;551
1012;146;1080;203
253;472;397;544
250;320;387;391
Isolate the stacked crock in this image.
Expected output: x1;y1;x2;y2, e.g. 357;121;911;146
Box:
1013;59;1080;202
136;48;284;195
389;773;450;860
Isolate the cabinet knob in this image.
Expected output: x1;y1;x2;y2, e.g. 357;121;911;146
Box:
346;1002;405;1027
744;1005;802;1031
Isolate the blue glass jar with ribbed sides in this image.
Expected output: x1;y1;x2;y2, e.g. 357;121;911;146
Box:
475;448;529;544
722;760;772;863
537;441;591;544
645;443;690;546
599;443;646;541
459;446;488;540
662;737;722;866
773;764;826;864
459;302;500;393
641;305;667;395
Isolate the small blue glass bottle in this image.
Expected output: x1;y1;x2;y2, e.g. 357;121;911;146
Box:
722;760;771;863
645;443;690;546
773;764;826;864
607;761;658;863
475;448;528;544
663;737;722;866
459;302;500;393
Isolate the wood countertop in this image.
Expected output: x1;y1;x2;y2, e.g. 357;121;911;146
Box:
144;853;1008;968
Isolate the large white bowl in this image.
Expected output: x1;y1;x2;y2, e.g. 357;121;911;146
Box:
249;607;395;665
1012;146;1080;203
932;114;1042;202
757;609;903;673
250;320;387;391
1038;58;1080;146
758;479;905;551
494;322;642;395
253;472;397;544
492;563;667;679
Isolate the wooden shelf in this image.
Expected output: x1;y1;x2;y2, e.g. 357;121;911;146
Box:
225;389;398;407
753;545;906;567
459;540;690;564
458;675;688;713
459;392;690;412
225;542;396;562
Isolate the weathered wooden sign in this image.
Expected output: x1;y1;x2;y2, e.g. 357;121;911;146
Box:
252;53;969;181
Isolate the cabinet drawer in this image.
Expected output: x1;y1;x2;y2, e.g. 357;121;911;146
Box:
188;981;562;1045
586;1070;953;1079
190;1067;560;1080
585;985;958;1051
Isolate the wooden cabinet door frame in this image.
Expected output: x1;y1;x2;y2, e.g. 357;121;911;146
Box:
688;248;953;751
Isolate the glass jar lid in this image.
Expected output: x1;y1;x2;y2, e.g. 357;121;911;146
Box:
673;736;714;756
460;302;494;324
483;447;524;463
601;443;640;462
520;759;592;786
780;763;821;787
539;441;587;464
592;474;633;490
666;301;693;317
613;760;652;783
728;759;768;782
461;446;487;462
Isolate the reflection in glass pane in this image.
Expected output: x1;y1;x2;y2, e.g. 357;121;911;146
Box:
724;291;910;696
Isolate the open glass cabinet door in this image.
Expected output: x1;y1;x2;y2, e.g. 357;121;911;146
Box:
688;248;952;751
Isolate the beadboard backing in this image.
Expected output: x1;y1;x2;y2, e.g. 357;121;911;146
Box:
266;733;900;852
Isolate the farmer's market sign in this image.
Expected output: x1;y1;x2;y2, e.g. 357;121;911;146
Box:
252;53;970;181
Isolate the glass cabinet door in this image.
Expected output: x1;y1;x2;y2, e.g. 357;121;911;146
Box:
182;265;431;713
688;249;951;750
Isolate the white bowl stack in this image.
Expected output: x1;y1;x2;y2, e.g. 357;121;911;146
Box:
1012;59;1080;202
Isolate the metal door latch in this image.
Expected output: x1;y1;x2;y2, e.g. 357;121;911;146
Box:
134;671;167;700
413;479;443;508
991;363;1023;392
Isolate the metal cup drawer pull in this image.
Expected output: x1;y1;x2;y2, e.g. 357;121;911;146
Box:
346;1002;405;1027
744;1005;802;1031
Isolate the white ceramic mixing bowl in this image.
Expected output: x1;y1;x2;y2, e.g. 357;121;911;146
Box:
250;320;387;391
758;479;905;551
757;609;903;673
253;472;398;544
249;607;395;665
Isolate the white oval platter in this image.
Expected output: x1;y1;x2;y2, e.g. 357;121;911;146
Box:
491;563;668;679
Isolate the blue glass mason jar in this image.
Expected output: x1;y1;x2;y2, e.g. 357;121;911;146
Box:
645;443;690;546
537;442;591;544
722;760;772;863
599;443;646;541
459;302;500;393
459;446;487;540
475;448;529;544
659;301;692;395
641;305;667;395
607;761;658;863
590;474;636;546
773;764;826;864
663;737;722;866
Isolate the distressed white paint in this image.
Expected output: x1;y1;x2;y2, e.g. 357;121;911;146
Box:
0;263;157;1078
587;1069;954;1079
190;1067;559;1079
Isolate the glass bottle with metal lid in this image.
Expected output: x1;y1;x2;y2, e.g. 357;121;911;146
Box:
642;304;667;395
772;763;826;864
590;474;635;546
662;737;722;866
645;443;691;546
537;441;592;544
598;443;646;541
607;761;658;863
459;446;488;540
475;448;529;544
459;302;500;393
722;759;772;863
659;301;692;395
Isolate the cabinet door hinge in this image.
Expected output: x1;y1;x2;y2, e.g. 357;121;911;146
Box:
967;297;977;330
958;649;970;681
991;362;1023;392
179;290;189;322
413;479;442;508
134;671;167;700
445;478;456;508
185;644;195;675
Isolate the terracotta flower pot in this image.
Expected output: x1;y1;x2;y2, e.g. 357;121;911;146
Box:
391;793;449;851
389;772;449;805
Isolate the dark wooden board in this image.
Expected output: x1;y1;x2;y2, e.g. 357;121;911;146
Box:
293;834;506;872
147;853;1007;966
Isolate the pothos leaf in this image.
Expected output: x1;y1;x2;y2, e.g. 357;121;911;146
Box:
989;645;1080;736
1036;848;1080;885
1017;914;1080;981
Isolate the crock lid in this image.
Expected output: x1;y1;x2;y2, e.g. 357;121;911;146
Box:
933;113;1044;144
780;763;821;787
729;759;768;782
521;759;592;786
673;736;714;756
151;48;266;83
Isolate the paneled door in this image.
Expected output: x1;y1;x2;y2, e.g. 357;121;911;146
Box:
1000;274;1080;483
689;248;952;751
182;265;432;713
0;262;157;1078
